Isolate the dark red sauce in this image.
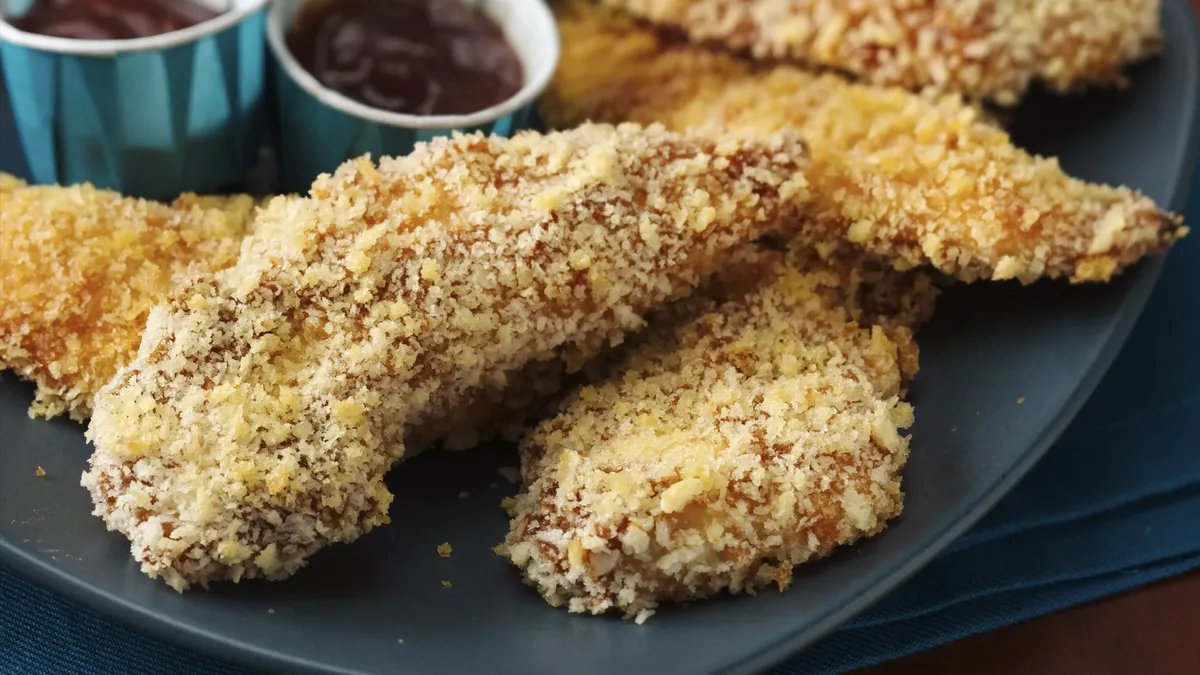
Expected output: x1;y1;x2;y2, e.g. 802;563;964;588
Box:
287;0;525;117
10;0;223;40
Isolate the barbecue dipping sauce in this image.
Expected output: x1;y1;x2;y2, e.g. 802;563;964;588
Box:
287;0;524;117
10;0;222;40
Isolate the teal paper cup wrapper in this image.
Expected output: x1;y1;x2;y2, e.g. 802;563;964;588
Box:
0;0;269;200
268;0;560;193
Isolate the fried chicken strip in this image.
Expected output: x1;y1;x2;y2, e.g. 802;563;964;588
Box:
0;175;256;420
601;0;1163;104
544;3;1186;284
0;173;559;453
405;357;568;453
499;243;937;617
82;123;810;590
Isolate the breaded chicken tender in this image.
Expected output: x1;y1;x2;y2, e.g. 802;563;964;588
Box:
601;0;1163;104
82;124;810;590
499;243;937;617
0;172;24;194
406;357;567;453
544;3;1186;284
0;172;561;452
0;175;256;420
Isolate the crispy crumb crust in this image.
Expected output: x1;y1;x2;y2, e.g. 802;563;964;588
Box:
499;244;937;616
82;123;811;590
600;0;1163;104
0;175;256;421
543;2;1186;284
405;357;567;454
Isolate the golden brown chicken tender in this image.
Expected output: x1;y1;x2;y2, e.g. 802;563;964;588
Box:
500;243;937;618
601;0;1163;104
0;175;256;420
543;2;1185;284
82;123;810;591
405;357;567;453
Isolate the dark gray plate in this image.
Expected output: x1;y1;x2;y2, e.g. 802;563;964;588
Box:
2;2;1198;673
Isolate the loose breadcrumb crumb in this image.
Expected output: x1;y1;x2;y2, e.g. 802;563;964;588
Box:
437;543;453;558
543;2;1185;284
35;466;46;478
0;175;256;420
441;580;453;588
499;244;937;616
83;123;810;590
1017;397;1026;404
600;0;1164;104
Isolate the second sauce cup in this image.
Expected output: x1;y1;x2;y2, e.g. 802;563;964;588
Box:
267;0;561;192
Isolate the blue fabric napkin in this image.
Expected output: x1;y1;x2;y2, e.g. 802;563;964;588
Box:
2;164;1198;675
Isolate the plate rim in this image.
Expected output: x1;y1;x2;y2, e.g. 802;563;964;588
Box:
2;2;1198;673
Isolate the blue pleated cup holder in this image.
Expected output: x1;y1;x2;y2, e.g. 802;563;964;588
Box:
0;0;270;200
267;0;560;193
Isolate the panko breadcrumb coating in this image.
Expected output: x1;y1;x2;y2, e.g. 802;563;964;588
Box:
82;123;810;590
601;0;1163;104
406;357;567;453
0;175;256;420
0;172;24;194
544;2;1186;284
500;243;937;616
0;172;521;450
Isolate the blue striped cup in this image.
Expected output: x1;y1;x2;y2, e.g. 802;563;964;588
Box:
0;0;270;200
